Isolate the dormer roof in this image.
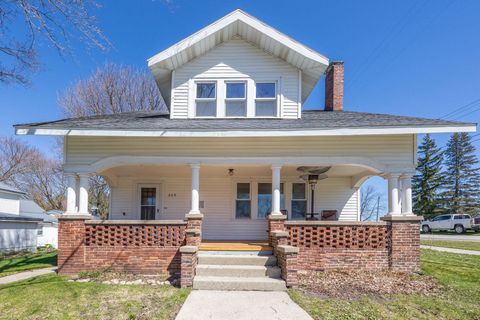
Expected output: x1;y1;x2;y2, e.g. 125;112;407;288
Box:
148;9;329;108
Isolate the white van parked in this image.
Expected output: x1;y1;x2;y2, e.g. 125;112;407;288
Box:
421;214;474;234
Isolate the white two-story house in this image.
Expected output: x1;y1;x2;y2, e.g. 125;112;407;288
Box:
15;10;475;242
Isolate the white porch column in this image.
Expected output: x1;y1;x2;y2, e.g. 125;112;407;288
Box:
387;174;401;215
271;165;282;215
65;174;77;214
401;174;413;215
78;174;90;215
189;164;201;215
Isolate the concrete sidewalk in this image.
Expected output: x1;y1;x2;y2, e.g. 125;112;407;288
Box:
175;290;312;320
421;234;480;242
0;267;57;285
421;245;480;255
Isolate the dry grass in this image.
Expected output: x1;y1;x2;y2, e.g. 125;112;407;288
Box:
297;269;438;300
0;274;190;320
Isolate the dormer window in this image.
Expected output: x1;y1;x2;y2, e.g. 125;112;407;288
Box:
195;82;217;117
255;82;277;117
225;82;246;117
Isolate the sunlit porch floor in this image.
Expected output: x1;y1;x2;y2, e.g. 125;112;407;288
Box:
199;240;272;252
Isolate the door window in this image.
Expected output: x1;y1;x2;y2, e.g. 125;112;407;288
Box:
140;187;156;220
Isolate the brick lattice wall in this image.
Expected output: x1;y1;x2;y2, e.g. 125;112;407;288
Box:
85;224;186;247
286;224;391;271
58;218;187;276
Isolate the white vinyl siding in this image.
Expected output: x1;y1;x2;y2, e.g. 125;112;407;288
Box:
65;135;415;169
109;176;359;240
171;39;300;119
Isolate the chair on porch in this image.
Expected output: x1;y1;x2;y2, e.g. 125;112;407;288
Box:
321;210;338;221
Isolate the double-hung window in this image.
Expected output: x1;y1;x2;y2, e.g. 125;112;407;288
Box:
195;82;217;117
291;183;307;219
235;183;251;219
255;82;277;117
225;82;246;117
257;183;284;219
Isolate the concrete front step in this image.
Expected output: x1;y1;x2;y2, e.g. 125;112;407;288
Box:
197;254;277;266
196;264;282;278
193;276;287;291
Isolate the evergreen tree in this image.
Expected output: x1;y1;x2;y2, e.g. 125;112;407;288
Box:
441;133;480;215
413;134;444;219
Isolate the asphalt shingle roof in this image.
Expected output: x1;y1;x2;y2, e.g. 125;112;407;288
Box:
14;110;475;131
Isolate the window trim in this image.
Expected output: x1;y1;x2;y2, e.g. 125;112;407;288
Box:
291;182;307;220
254;81;278;117
234;182;252;219
195;81;217;118
225;81;247;118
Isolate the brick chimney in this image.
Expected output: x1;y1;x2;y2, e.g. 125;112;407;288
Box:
324;61;344;111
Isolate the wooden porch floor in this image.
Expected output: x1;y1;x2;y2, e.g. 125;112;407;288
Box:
199;240;272;251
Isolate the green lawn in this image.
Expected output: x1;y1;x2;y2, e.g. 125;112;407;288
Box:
0;249;57;277
421;240;480;251
289;250;480;320
0;274;190;319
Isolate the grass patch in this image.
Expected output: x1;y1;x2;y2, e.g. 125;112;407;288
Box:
421;240;480;251
289;249;480;319
0;274;190;319
0;249;57;277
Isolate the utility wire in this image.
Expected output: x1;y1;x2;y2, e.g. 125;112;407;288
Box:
439;98;480;120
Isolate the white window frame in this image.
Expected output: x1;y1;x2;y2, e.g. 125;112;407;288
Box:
195;81;217;118
225;81;247;118
234;182;252;219
254;81;278;118
291;182;307;220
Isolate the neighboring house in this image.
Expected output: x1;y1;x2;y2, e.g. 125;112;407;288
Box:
0;182;58;252
19;200;59;248
0;183;40;252
15;10;476;289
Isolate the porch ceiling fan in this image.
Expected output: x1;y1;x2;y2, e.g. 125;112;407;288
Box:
296;166;331;220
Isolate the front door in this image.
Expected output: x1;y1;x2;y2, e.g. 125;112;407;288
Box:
138;184;160;220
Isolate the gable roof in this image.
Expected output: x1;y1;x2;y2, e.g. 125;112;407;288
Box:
14;110;476;137
148;9;329;108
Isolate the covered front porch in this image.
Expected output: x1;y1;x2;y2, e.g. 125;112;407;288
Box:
63;158;415;240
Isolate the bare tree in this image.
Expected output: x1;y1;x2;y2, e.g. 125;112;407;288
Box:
0;0;108;85
0;136;41;186
89;175;109;219
360;185;384;221
0;136;65;210
21;156;65;211
58;63;166;117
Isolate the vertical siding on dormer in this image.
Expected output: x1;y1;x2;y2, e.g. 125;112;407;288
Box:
171;39;300;119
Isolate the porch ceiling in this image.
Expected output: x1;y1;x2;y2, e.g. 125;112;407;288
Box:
101;164;373;179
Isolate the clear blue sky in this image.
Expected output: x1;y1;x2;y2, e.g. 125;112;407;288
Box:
1;0;479;215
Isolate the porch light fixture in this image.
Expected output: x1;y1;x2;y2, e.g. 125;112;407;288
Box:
228;168;235;176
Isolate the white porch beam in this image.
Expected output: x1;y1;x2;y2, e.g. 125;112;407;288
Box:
387;174;401;215
78;174;90;215
189;164;201;215
401;175;413;215
271;165;282;215
65;174;77;214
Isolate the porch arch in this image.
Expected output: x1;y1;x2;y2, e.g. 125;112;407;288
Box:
72;155;388;175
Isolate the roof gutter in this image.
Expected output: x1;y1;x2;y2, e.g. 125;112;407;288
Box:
15;125;477;138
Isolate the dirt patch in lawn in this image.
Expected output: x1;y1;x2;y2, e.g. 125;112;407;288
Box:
297;270;438;300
